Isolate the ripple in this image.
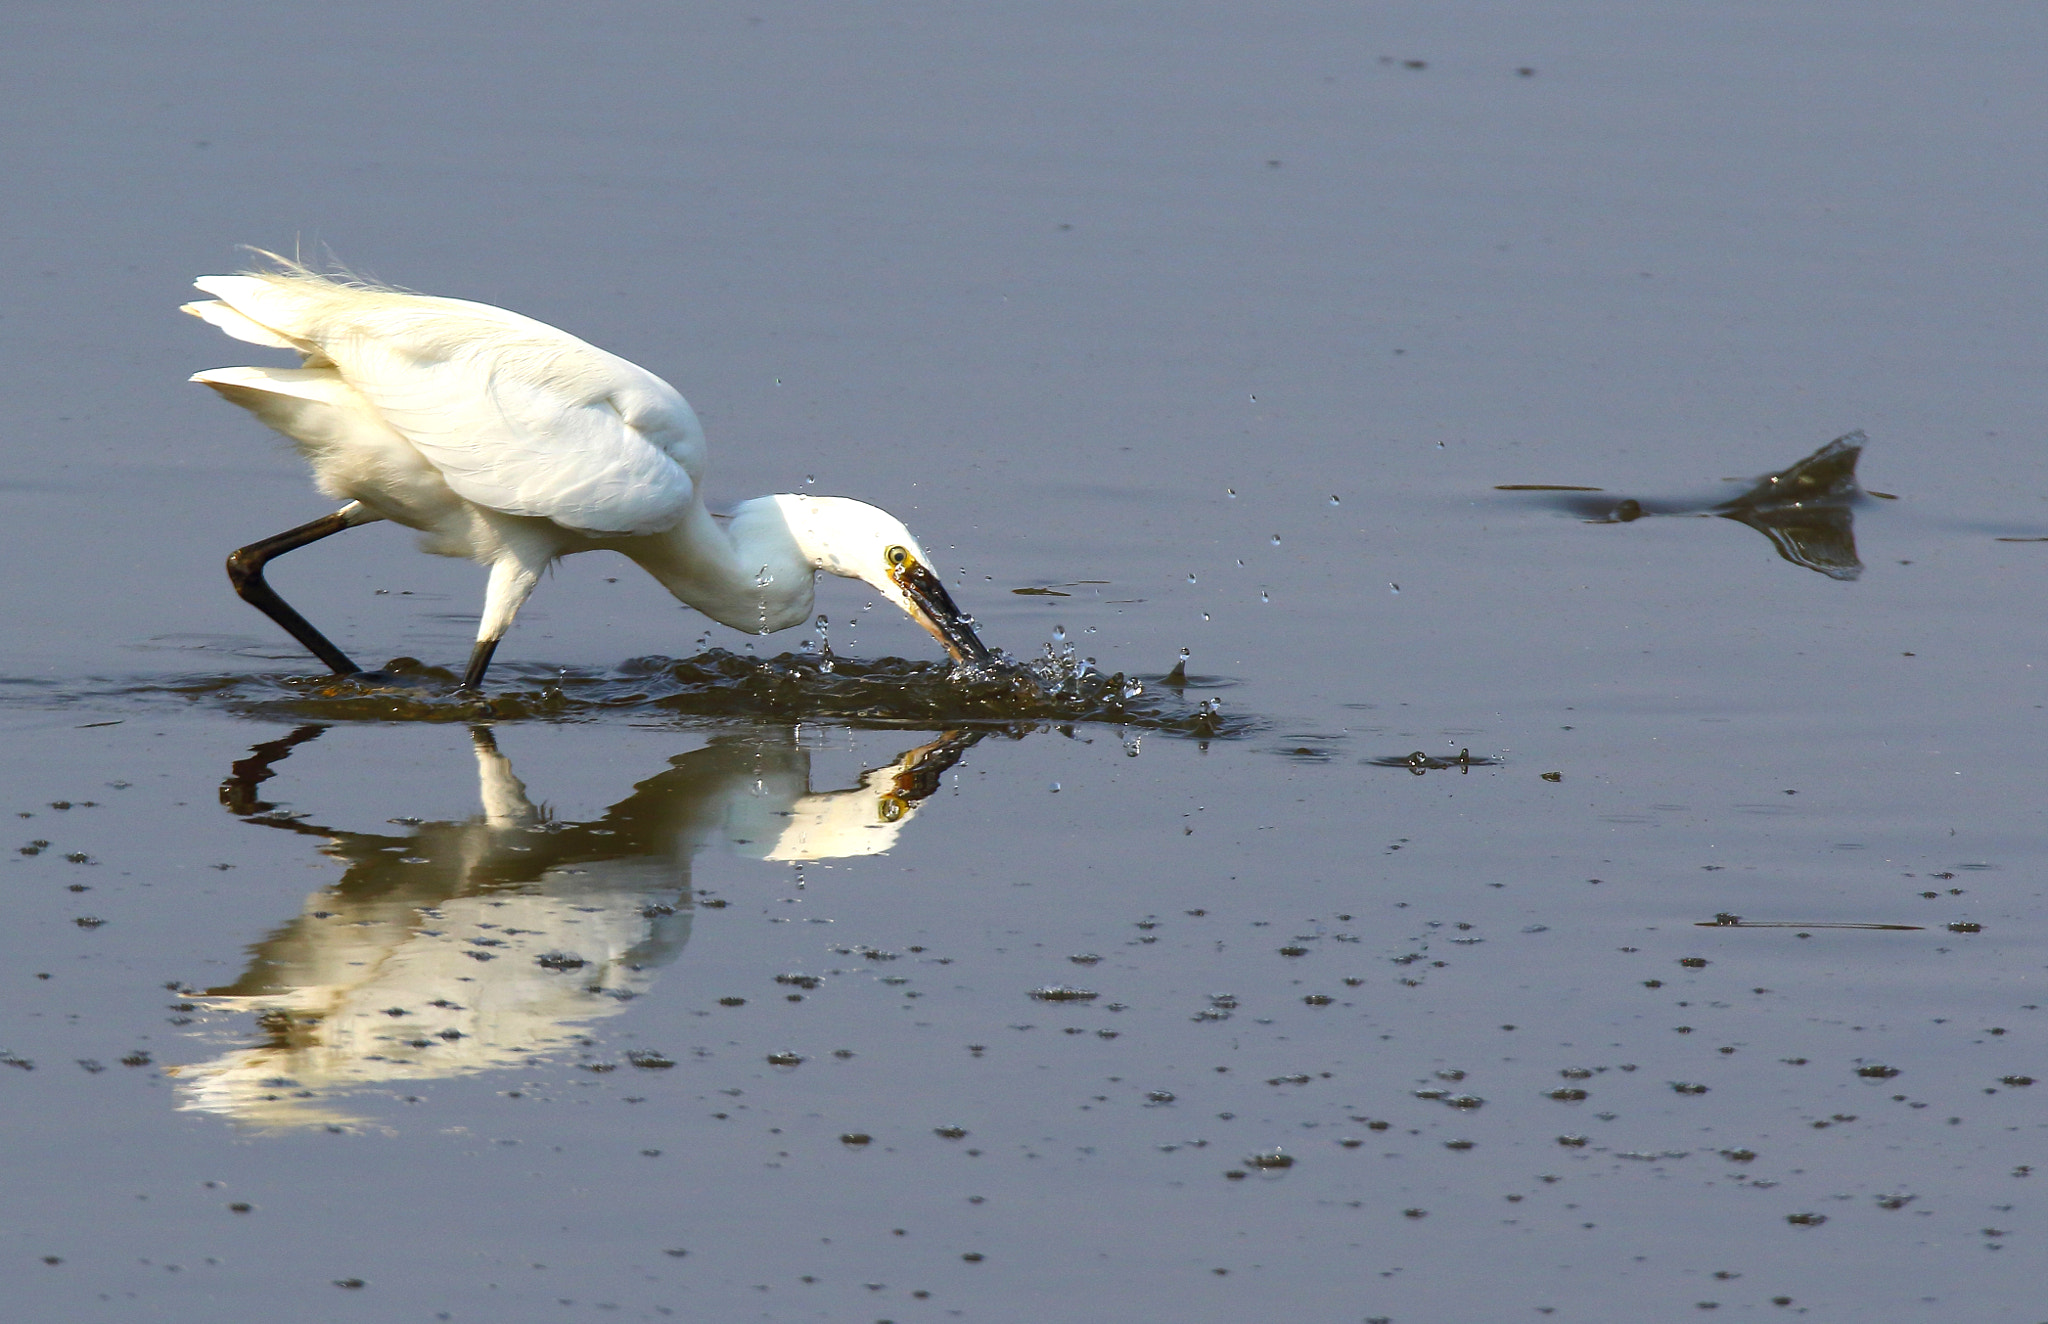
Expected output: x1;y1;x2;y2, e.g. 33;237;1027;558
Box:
36;648;1255;737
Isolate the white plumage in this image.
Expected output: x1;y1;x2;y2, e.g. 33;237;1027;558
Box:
185;259;989;687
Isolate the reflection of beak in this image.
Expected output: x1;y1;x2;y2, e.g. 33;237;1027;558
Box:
893;560;993;662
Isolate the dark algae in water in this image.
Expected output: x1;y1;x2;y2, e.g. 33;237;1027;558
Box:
109;647;1254;738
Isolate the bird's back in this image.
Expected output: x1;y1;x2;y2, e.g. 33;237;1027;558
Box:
188;264;707;537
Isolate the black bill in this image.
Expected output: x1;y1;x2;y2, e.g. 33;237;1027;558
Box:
895;560;993;663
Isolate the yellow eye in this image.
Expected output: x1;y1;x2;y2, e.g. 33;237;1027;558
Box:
885;545;911;569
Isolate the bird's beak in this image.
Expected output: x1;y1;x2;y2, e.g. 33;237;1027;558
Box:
892;559;993;663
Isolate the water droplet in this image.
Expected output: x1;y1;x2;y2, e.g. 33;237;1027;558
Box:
1201;612;1210;621
1270;534;1281;546
1329;495;1341;505
804;474;816;486
1187;572;1197;584
1226;488;1237;498
1052;624;1067;644
1049;782;1062;793
1260;589;1270;603
1390;583;1401;595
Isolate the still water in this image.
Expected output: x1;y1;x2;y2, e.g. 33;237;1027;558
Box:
3;3;2045;1321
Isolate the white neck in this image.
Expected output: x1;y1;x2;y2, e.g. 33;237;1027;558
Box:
619;498;818;634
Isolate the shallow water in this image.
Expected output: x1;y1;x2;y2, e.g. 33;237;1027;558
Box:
5;3;2048;1321
86;648;1244;736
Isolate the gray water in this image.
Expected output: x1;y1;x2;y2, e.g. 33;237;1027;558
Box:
4;3;2046;1320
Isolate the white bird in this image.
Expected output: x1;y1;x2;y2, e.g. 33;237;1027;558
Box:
183;257;990;689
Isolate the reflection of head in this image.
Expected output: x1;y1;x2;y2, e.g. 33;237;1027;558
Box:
170;725;977;1127
734;732;971;861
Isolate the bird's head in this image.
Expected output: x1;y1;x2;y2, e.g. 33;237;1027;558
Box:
772;495;992;663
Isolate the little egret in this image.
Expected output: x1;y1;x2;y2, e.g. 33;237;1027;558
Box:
184;258;990;689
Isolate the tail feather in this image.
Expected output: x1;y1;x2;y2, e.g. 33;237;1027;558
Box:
181;297;299;350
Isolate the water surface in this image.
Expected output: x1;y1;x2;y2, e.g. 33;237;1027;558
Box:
3;3;2046;1321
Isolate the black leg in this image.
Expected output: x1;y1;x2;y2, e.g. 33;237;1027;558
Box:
460;636;501;692
219;724;327;816
226;511;364;674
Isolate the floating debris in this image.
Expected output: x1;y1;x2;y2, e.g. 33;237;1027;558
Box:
1365;748;1500;774
1029;985;1099;1003
1498;432;1877;580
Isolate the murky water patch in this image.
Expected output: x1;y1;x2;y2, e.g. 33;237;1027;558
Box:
18;648;1257;737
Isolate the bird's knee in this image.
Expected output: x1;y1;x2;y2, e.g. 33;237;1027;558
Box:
225;547;265;595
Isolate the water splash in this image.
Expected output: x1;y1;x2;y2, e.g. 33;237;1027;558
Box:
76;649;1251;737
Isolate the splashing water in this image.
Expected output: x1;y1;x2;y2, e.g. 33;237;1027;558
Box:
72;647;1248;737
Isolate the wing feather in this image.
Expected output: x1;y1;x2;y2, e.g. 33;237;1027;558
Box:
189;272;706;536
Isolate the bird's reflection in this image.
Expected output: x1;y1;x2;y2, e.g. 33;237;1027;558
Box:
168;724;981;1126
1498;431;1882;580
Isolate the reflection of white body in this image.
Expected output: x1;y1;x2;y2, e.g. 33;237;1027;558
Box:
169;728;970;1126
